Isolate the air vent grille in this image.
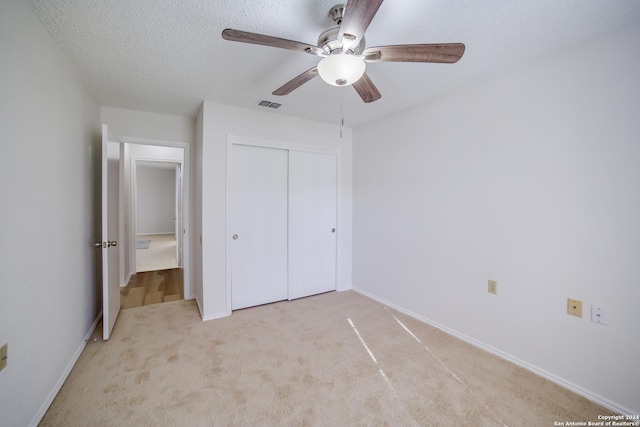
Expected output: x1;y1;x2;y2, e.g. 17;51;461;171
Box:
257;100;281;109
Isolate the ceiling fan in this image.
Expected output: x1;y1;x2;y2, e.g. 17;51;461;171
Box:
222;0;465;103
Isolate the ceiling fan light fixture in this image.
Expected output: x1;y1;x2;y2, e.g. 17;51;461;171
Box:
317;53;366;87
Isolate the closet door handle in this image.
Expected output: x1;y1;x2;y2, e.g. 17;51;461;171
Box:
331;228;336;233
232;234;239;240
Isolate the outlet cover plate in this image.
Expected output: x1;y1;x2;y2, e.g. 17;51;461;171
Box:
591;305;608;325
567;298;583;318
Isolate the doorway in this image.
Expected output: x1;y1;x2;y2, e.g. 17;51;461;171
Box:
116;137;191;309
134;160;182;272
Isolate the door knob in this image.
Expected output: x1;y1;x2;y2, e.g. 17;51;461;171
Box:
232;234;238;240
108;241;117;247
331;228;336;233
94;242;104;248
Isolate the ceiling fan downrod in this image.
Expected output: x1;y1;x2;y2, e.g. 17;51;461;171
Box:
319;4;365;55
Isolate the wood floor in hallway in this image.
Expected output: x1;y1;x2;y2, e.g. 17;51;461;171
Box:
120;268;183;309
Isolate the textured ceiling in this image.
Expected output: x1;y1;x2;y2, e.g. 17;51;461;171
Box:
27;0;640;127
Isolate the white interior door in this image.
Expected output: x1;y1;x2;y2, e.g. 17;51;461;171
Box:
101;125;121;340
229;144;288;310
288;151;337;300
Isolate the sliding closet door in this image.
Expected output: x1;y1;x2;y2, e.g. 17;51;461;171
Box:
288;151;337;300
229;144;289;310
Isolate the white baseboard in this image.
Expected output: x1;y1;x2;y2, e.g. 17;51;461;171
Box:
195;296;203;318
121;271;133;287
352;286;633;416
201;303;231;321
202;312;231;321
29;311;103;427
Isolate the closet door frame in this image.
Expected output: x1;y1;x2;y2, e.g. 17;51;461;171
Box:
225;135;341;313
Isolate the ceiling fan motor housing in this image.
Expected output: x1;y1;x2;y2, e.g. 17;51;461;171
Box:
319;4;366;55
318;26;366;55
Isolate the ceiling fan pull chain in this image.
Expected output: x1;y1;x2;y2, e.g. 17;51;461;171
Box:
340;96;344;138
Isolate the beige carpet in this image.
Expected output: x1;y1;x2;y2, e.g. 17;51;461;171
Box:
136;234;179;272
41;291;611;426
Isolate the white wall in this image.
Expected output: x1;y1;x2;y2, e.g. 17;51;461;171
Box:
199;102;353;319
0;1;101;426
137;166;176;234
129;144;185;161
353;22;640;414
101;106;195;143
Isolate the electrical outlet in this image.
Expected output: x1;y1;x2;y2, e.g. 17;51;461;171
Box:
0;343;7;371
567;298;583;318
488;280;497;294
591;305;608;325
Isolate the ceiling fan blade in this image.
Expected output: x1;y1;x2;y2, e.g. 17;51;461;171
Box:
353;73;381;103
273;67;319;96
338;0;384;50
222;29;323;56
363;43;465;63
